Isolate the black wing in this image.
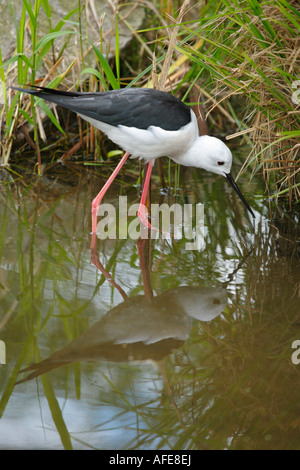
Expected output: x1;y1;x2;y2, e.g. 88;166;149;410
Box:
12;86;191;131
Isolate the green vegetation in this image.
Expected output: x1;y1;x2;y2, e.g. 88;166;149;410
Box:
0;0;299;208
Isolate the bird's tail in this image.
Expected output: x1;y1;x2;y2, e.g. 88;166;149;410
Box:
11;85;87;111
11;84;81;98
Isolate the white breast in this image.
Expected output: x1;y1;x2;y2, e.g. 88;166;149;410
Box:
78;110;199;161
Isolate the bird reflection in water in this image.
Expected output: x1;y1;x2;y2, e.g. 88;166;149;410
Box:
16;235;227;384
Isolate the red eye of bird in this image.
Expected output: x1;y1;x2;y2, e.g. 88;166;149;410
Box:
217;161;224;166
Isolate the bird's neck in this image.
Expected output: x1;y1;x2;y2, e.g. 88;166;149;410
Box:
171;136;212;172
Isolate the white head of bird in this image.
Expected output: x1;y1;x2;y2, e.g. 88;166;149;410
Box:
172;134;254;218
172;135;233;176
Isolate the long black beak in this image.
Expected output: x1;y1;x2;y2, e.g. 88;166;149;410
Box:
226;173;255;218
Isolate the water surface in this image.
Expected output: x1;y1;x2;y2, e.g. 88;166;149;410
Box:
0;161;299;450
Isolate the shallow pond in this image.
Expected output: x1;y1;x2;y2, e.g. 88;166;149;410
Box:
0;158;299;450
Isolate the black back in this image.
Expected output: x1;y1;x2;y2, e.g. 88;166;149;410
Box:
12;86;192;131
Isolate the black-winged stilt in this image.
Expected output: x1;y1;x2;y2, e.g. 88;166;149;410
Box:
12;86;255;232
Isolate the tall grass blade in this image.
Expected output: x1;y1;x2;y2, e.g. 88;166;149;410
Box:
115;13;120;87
41;373;73;449
90;43;119;90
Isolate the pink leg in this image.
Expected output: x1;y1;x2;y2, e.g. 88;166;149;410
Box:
91;151;130;233
137;238;153;301
138;161;172;238
137;160;154;229
90;232;128;301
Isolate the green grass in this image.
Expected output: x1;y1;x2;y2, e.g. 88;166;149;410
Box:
177;0;300;205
